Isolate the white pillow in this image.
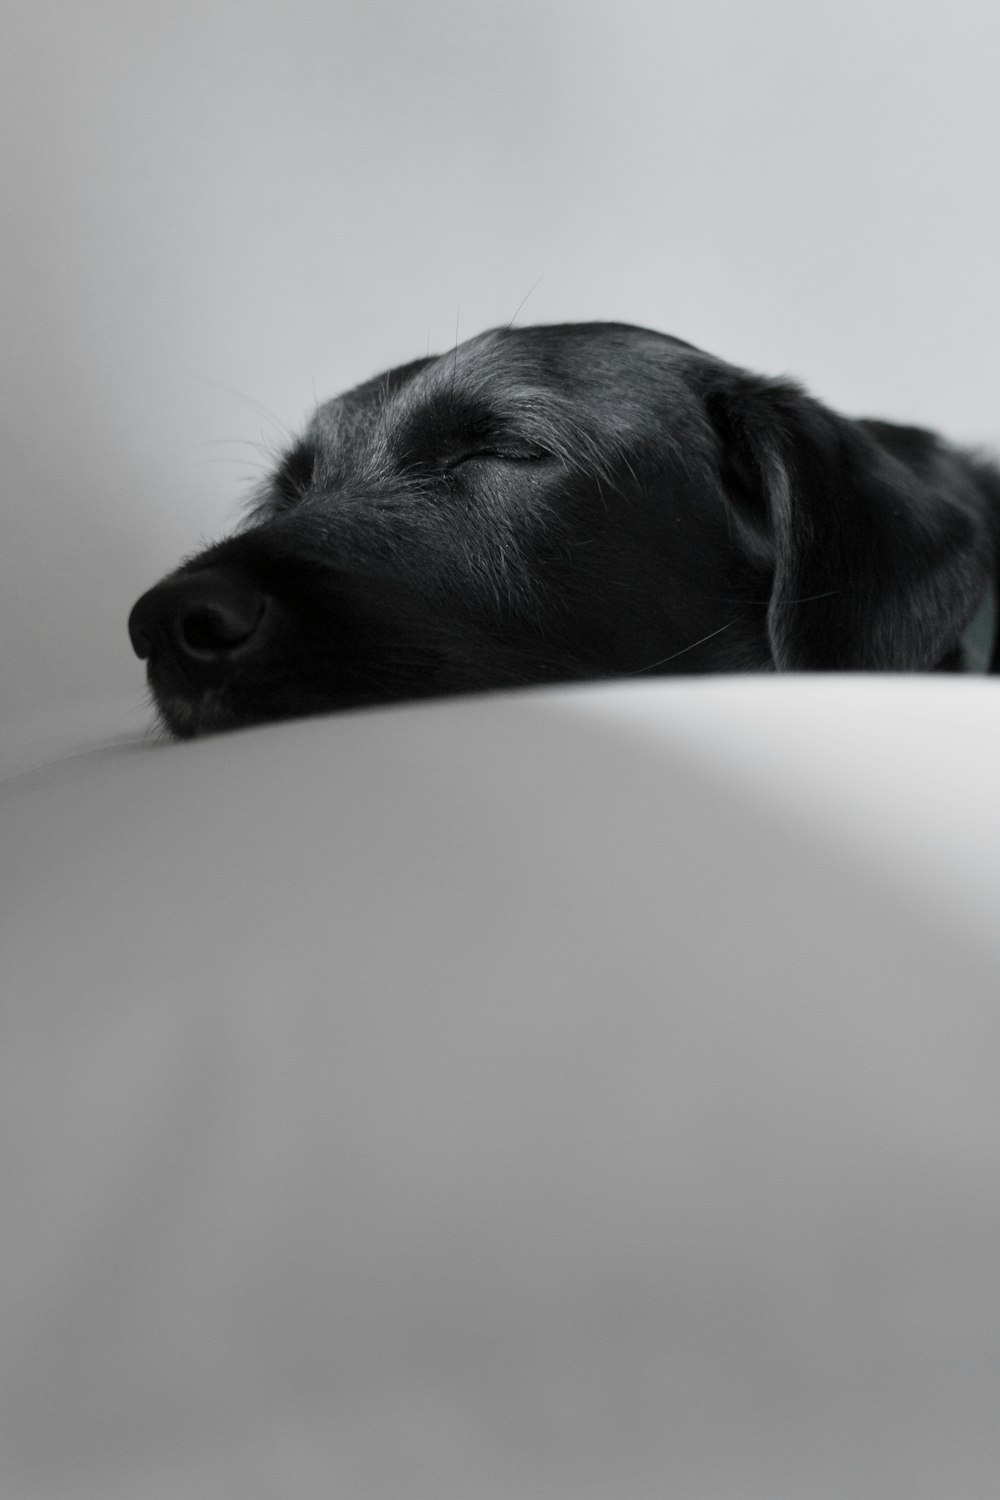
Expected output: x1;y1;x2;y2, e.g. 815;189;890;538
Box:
2;678;999;1497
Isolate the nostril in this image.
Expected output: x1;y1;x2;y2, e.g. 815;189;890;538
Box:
128;569;271;667
178;595;268;658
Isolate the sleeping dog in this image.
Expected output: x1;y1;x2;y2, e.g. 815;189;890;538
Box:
129;322;1000;738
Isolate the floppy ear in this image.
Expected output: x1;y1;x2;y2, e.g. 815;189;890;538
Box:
704;372;990;670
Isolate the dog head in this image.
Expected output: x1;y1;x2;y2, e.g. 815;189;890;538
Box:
129;322;996;737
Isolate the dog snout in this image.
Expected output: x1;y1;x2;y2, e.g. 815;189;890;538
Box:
128;568;272;674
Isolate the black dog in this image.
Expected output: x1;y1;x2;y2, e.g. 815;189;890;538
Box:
129;322;1000;738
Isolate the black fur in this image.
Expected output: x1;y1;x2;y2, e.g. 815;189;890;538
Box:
128;323;1000;738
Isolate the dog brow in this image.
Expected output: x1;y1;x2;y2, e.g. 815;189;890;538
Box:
385;347;622;483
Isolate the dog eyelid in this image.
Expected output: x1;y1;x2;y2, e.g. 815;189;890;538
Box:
443;448;547;471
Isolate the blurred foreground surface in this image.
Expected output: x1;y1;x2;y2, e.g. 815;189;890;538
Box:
2;677;999;1498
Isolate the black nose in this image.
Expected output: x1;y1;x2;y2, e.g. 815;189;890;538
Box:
128;568;271;668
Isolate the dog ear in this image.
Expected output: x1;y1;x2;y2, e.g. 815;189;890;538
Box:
704;372;988;670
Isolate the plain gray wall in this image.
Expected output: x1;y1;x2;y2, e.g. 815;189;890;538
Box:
3;0;999;744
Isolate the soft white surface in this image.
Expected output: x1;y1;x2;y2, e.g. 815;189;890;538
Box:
2;677;999;1497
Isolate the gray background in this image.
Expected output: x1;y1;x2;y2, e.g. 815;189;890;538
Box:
3;0;999;745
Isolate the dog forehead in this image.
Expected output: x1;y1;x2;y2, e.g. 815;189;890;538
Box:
302;322;706;469
300;331;545;466
412;324;709;430
413;322;699;397
304;353;434;453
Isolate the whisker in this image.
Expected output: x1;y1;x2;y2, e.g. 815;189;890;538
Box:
450;304;461;397
201;438;278;452
186;374;293;440
629;619;739;674
191;457;272;472
506;276;544;329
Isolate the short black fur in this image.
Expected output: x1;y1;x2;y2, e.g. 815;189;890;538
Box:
128;323;1000;738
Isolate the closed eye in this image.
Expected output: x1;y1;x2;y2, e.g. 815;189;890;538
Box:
443;448;547;471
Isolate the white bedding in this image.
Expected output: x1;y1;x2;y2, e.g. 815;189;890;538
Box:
2;677;999;1497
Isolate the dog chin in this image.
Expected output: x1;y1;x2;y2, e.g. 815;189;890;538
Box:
153;687;244;741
